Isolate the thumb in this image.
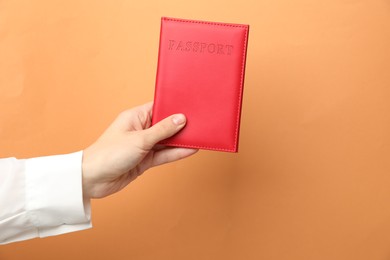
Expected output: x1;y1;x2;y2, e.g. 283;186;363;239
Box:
142;114;186;148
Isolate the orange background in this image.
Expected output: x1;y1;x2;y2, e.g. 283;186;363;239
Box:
1;0;390;259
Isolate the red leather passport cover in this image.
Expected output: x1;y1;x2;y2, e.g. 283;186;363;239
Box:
152;17;249;152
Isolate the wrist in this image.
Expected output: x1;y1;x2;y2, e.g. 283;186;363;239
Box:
81;149;94;200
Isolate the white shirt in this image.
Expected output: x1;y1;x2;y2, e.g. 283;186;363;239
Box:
0;151;92;244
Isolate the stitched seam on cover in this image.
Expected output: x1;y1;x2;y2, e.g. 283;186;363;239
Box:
163;17;247;29
160;142;235;152
233;25;249;152
162;17;248;152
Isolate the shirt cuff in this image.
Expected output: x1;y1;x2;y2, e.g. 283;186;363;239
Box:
25;151;92;237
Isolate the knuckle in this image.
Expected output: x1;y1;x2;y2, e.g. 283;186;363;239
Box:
138;131;154;149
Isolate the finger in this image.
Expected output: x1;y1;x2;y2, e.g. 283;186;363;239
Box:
142;114;186;148
130;102;153;114
153;144;168;151
112;102;154;131
151;148;199;167
144;101;153;118
143;101;153;111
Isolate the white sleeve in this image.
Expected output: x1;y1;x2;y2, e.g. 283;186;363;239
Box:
0;151;92;245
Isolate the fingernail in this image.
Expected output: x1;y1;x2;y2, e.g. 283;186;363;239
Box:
172;114;186;125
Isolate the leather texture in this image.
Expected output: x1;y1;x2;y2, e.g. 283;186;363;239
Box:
152;17;249;152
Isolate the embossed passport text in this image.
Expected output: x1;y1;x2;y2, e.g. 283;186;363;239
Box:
152;17;249;152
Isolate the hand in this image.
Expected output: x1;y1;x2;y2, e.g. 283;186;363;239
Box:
81;102;198;199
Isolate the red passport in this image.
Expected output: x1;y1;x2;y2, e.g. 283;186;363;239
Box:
152;17;249;152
